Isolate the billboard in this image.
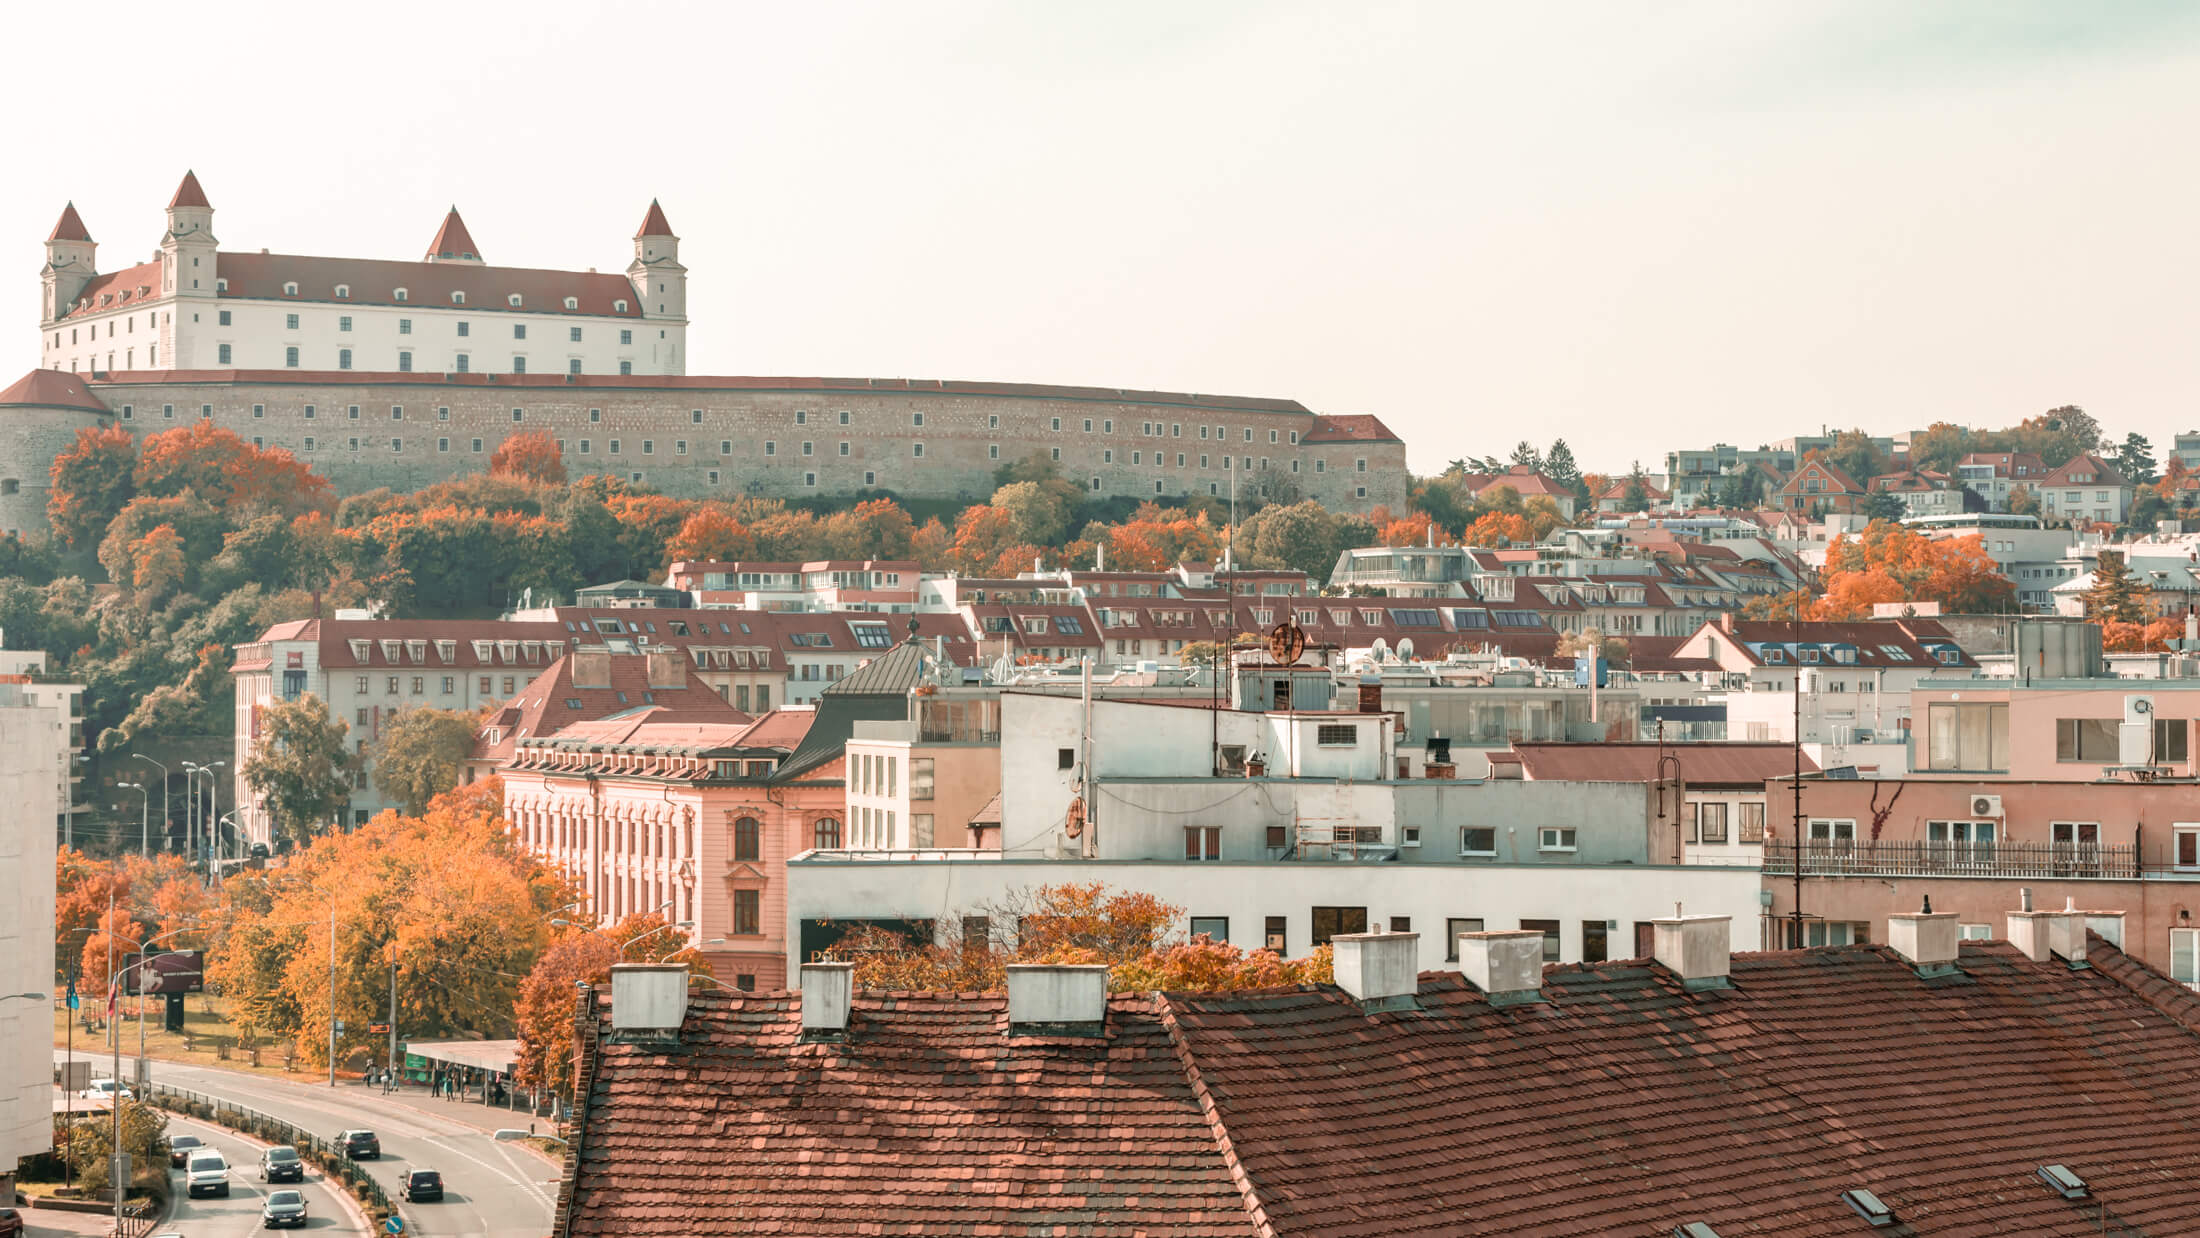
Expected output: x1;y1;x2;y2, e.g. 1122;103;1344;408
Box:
122;950;204;996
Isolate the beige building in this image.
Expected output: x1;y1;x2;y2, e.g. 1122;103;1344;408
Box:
844;695;1004;850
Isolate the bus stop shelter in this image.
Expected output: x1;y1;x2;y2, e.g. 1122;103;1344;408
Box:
400;1040;524;1108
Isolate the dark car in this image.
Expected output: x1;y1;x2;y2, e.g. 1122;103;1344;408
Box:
261;1189;307;1229
248;842;270;860
401;1169;443;1202
167;1134;205;1167
260;1145;304;1183
336;1129;380;1159
0;1206;23;1238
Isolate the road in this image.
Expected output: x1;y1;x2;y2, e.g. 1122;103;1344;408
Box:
161;1115;365;1238
58;1052;558;1238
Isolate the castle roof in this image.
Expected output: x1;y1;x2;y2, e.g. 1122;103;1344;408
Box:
48;203;92;243
425;207;481;261
54;260;163;320
168;171;211;210
0;369;110;413
210;252;641;318
635;199;674;238
1301;412;1399;443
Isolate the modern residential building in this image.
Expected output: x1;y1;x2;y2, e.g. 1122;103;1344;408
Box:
1904;512;2094;611
843;694;1002;850
1661;442;1799;507
556;917;2200;1236
1867;468;1964;518
667;560;922;613
1955;451;2051;512
1489;742;1810;869
0;680;60;1197
0;644;86;840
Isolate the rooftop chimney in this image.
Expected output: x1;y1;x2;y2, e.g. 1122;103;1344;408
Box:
571;646;613;690
2046;896;2092;969
608;963;690;1040
1005;964;1108;1034
1457;929;1546;1007
1653;913;1733;991
1886;900;1961;978
1358;675;1383;715
1332;931;1421;1012
799;962;853;1040
646;646;685;690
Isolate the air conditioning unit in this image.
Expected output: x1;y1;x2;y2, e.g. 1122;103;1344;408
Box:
1971;794;2003;817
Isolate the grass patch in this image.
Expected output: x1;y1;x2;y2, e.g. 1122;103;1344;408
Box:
49;990;313;1080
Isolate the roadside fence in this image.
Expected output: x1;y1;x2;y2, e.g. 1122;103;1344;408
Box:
145;1083;396;1221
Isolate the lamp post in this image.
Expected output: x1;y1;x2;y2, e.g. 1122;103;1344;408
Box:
117;783;149;856
130;756;168;853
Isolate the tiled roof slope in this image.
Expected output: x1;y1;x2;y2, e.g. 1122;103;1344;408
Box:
0;369;110;412
562;989;1256;1238
1164;941;2200;1237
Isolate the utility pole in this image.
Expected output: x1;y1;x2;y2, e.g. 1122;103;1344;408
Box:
328;901;337;1088
1790;600;1805;950
107;894;123;1236
132;756;168;854
387;963;398;1084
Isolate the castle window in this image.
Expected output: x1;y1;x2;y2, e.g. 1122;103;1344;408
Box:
796;409;808;425
619;361;632;375
303;436;315;450
286;314;300;330
1103;450;1113;463
251;438;262;449
912;412;925;428
989;444;1000;459
1084;418;1094;432
805;472;817;487
456;354;469;372
283;282;298;296
708;470;720;485
121;405;132;420
508;294;523;308
348;405;360;420
335;285;350;299
216;278;228;292
1105;419;1114;433
865;471;876;486
511;408;524;422
578;440;591;454
1290;430;1299;444
452;291;466;305
513;323;526;339
285;347;299;367
1052;447;1061;461
720;440;731;455
348;438;359;451
398;351;412;371
219;310;231;326
438;438;449;452
391;406;404;420
764;442;775;455
837;441;850;456
512;356;526;373
394;288;408;301
200;404;212;419
691;409;703;423
989;414;1000;429
438;407;450;420
471;439;483;453
457;321;470;337
675;441;687;456
1051;417;1061;431
391;438;403;453
304;404;316;419
609;439;621;453
218;344;232;364
837;410;851;425
801;442;814;456
563;297;578;311
568;359;581;374
642;440;654;455
253;404;264;419
339;349;352;369
1357;486;1367;499
399;319;411;334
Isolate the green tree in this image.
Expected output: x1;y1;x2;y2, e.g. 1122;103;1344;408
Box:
1543;439;1583;500
1863;489;1907;523
2007;485;2040;517
370;707;481;815
1714;468;1764;510
991;480;1076;546
2082;550;2149;625
243;694;355;844
2116;432;2158;487
1824;429;1887;485
1510;441;1542;472
63;1098;169;1196
1234;500;1376;579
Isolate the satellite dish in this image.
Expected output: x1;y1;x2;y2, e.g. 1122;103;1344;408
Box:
1371;637;1390;662
989;656;1013;682
1268;622;1307;666
1397;637;1415;661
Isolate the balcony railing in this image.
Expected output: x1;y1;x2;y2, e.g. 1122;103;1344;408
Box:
1764;839;2140;880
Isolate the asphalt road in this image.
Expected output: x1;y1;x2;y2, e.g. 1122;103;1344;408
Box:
162;1115;365;1238
61;1053;557;1238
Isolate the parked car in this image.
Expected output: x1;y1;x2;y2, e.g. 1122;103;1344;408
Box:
0;1205;23;1238
248;842;270;860
260;1145;304;1183
401;1169;443;1202
86;1078;133;1101
336;1129;380;1159
185;1151;230;1198
261;1189;307;1229
167;1134;205;1167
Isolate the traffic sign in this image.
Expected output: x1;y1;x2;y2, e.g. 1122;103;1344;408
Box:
334;1020;346;1033
384;1215;405;1234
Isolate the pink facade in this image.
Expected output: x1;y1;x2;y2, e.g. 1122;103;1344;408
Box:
1909;681;2200;780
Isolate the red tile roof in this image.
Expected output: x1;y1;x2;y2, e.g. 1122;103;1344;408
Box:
1505;740;1817;784
168;171;211;210
2039;452;2127;488
212;251;639;318
1300;413;1399;443
48;203;92;242
0;369;110;413
56;260;162;320
425;207;481;262
564;938;2200;1237
474;651;750;765
634;199;674;238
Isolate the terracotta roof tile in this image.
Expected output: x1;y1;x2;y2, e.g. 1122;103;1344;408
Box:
168;171;211;210
425;207;481;261
474;651;749;765
0;369;110;413
635;199;674;238
213;251;638;319
48;202;92;242
1301;413;1399;443
56;260;162;320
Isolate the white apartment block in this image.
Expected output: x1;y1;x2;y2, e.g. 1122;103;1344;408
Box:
0;645;85;840
0;681;60;1187
42;174;686;379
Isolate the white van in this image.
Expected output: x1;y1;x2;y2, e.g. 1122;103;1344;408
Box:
185;1151;230;1198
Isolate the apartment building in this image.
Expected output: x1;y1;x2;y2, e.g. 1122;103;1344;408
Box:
0;644;85;840
0;681;60;1197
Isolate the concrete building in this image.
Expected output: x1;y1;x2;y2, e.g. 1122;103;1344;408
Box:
843;694;1001;850
0;681;61;1195
42;176;686;378
0;644;86;841
1904;512;2094;612
1954;451;2051;511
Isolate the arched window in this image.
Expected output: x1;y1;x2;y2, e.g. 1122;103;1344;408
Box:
733;816;761;862
812;818;842;850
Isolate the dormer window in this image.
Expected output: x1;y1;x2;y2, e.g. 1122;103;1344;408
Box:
394;288;409;301
283;282;298;296
507;293;523;308
614;299;629;313
452;291;466;305
563;296;578;310
335;284;351;299
215;278;228;293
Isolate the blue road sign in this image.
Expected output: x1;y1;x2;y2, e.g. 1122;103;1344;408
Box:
384;1216;405;1235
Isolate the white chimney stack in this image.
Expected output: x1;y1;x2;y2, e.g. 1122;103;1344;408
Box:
2046;897;2091;968
2006;908;2058;963
609;963;691;1039
1887;899;1961;976
1653;914;1733;991
1457;930;1546;1006
800;962;853;1038
1006;964;1109;1031
1332;932;1422;1011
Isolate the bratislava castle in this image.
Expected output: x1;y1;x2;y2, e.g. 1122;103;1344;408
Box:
40;172;688;379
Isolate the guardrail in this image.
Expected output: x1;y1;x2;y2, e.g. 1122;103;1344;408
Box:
114;1197;158;1238
145;1084;396;1221
1764;839;2143;879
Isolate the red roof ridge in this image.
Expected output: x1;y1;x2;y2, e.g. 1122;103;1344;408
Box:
426;207;481;262
48;202;92;243
168;171;211;210
635;199;674;238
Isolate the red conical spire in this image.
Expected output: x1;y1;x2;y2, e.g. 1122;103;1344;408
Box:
425;207;482;262
635;198;674;238
168;170;211;210
48;202;92;243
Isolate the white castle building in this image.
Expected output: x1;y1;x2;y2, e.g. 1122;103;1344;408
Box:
39;172;688;379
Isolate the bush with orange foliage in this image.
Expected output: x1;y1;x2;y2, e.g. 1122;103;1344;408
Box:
488;430;568;485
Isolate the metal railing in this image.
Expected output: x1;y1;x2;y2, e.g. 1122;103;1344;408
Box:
146;1084;394;1219
1764;839;2141;880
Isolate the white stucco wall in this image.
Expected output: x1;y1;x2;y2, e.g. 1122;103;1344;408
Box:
0;687;60;1168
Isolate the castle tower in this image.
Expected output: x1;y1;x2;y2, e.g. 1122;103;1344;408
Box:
424;207;484;264
160;171;219;299
627;199;688;373
41;204;97;326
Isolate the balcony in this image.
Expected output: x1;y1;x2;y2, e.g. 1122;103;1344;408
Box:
1764;839;2140;880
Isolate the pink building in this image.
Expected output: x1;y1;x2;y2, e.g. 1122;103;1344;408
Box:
1908;678;2197;780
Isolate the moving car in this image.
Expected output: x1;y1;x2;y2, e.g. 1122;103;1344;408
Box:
260;1145;304;1183
401;1169;443;1202
86;1078;133;1101
336;1129;380;1159
168;1134;205;1167
261;1189;307;1229
185;1150;230;1198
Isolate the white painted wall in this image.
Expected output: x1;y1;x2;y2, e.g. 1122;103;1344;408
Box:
0;685;60;1169
784;856;1765;976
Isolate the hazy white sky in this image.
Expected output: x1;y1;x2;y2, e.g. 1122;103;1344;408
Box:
10;1;2199;476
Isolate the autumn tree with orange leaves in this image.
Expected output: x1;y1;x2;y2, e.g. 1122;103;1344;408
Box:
48;424;141;547
513;912;717;1098
134;421;333;518
1813;520;2016;620
489;430;568;486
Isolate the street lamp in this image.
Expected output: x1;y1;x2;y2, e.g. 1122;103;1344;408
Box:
116;784;149;856
0;992;45;1002
130;756;168;853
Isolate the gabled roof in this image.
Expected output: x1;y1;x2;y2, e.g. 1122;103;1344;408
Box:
48;202;92;243
2040;453;2127;488
54;259;163;320
822;636;937;695
168;171;211;209
1300;412;1398;443
425;207;481;261
0;369;110;413
1778;453;1865;496
635;199;674;238
476;651;749;765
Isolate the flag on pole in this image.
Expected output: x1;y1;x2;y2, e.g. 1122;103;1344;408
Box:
66;976;79;1012
106;975;118;1021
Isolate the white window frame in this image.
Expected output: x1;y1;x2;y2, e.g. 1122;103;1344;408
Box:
1537;827;1577;853
1459;826;1496;857
2174;926;2200;990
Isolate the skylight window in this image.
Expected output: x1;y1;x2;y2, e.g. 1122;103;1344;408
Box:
2036;1164;2088;1200
1840;1189;1895;1228
1671;1226;1722;1238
